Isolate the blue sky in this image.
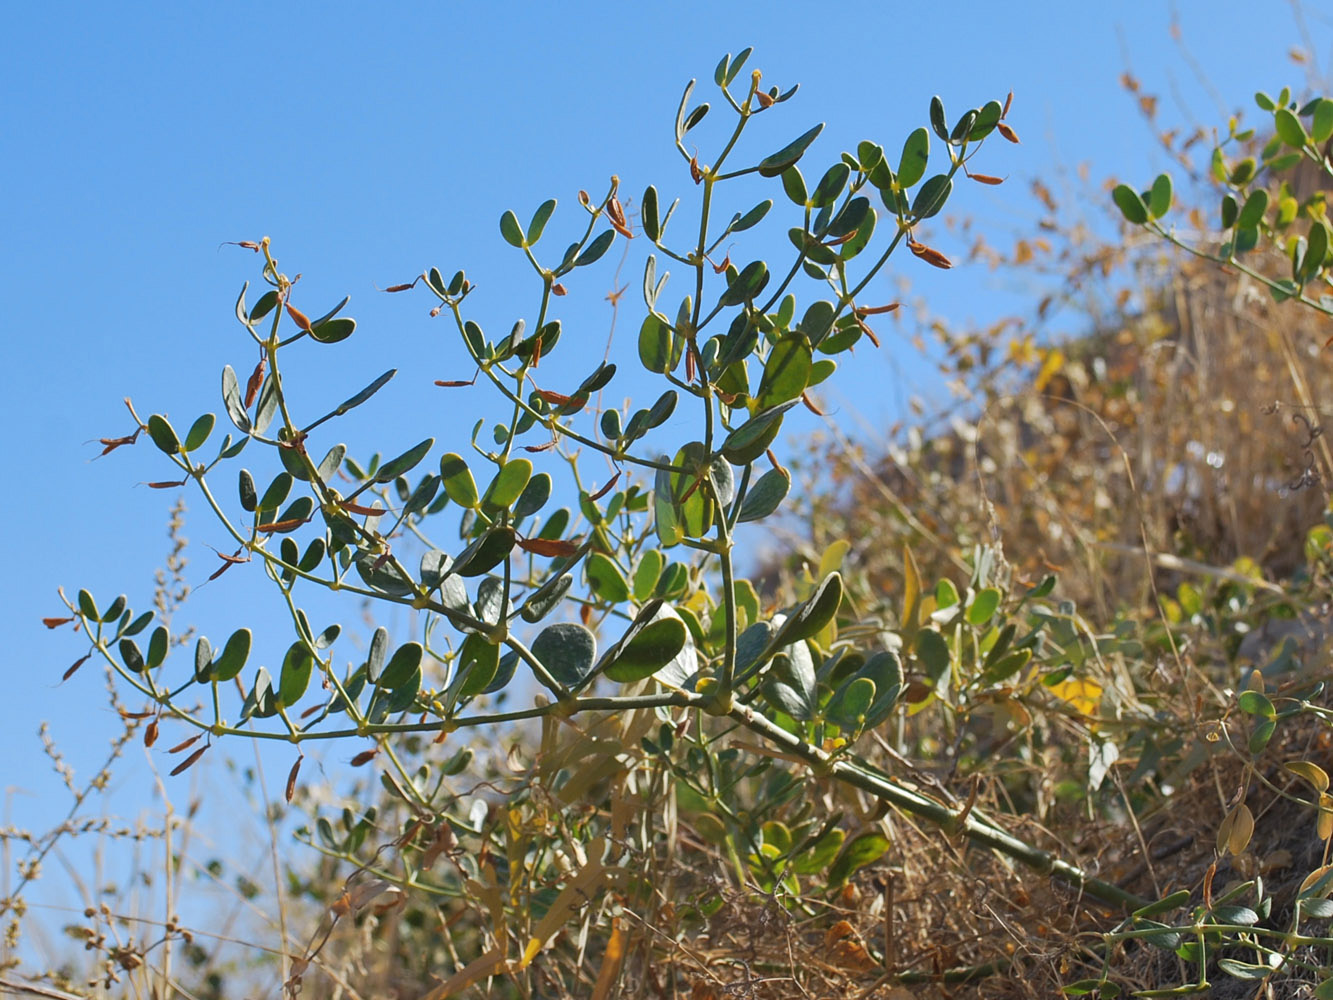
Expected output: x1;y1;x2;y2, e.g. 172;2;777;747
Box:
3;0;1330;929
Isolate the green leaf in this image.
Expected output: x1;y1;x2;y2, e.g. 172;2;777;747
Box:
897;127;930;188
757;123;825;177
330;369;396;421
720;401;795;465
632;550;664;602
966;587;1001;626
520;573;573;623
76;588;98;620
380;642;424;689
403;474;440;517
212;628;252;682
737;467;790;522
654;460;683;547
242;667;277;720
638;313;684;374
366;627;390;682
718;261;768;307
674;78;695;141
1220;194;1238;229
858;651;904;728
514;471;552;519
183;413;215;452
1275;106;1308;147
376;438;433;483
642;185;660;241
1216;958;1270;980
455;634;500;698
272;496;314;531
1112;185;1149;225
949;109;977;144
118;638;145;673
826;197;870;240
682;102;710;132
1229;157;1257;185
827;676;875;730
279;642;313;705
194;636;213;682
928;96;948;141
762;639;817;720
1148;173;1173;219
810;163;850;208
253;375;279;434
856;140;885;172
221;365;251;432
1313;99;1333;144
527;199;556;244
980;648;1032;685
724;45;751;85
453;526;517;577
794;826;845;875
916;629;950;683
602;604;689;682
250;290;279;322
1132;890;1192;919
911;174;952;219
147;414;180;455
1238;689;1276;719
780;165;807;206
1249;718;1277;755
576;230;615;267
532;622;597;690
355;550;415;596
309;317;356;344
827;831;890;888
586;552;630;603
646;389;677;428
100;594;127;624
968;100;1002;141
798;300;836;346
730;201;772;236
257;472;293;513
1237;189;1269;229
146;625;168;669
576;361;617;395
1302;219;1329;282
756;333;812;410
774;573;843;647
482;459;532;511
439;453;480;508
500;210;525;248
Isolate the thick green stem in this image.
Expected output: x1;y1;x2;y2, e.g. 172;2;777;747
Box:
730;702;1149;911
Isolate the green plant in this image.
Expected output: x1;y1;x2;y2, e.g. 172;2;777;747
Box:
47;50;1169;996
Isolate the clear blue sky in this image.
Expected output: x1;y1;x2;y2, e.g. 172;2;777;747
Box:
3;0;1329;905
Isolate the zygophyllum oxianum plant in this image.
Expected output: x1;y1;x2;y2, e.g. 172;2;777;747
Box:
48;49;1146;993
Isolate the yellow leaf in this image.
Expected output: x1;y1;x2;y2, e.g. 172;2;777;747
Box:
1217;802;1255;856
901;543;921;632
520;937;542;969
1320;794;1333;842
590;919;627;1000
418;947;507;1000
818;539;852;581
1285;759;1330;794
1047;677;1102;716
1033;348;1065;392
1299;863;1333;896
